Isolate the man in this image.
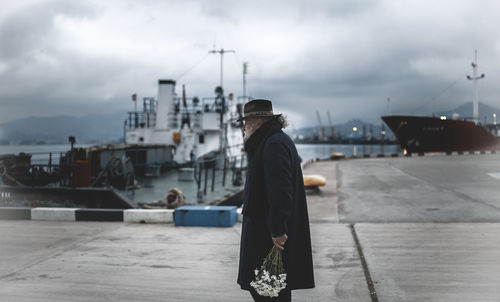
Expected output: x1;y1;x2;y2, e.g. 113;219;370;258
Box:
237;99;315;301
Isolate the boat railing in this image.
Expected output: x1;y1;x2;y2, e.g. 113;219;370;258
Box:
125;94;246;130
125;111;157;129
192;148;246;200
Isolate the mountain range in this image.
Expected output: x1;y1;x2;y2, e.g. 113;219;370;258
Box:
0;111;128;145
0;102;499;145
287;101;500;139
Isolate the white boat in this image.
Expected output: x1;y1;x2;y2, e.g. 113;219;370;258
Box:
124;80;247;165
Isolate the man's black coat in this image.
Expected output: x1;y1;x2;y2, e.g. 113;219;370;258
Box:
237;118;315;291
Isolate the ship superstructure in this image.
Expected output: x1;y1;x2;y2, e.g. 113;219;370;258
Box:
124;80;246;164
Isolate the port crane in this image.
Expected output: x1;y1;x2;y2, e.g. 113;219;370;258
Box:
326;110;335;139
316;111;326;140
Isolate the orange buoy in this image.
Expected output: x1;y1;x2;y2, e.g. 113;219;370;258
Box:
303;174;326;187
330;152;345;160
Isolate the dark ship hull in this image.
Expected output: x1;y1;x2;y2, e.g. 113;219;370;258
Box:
382;115;500;153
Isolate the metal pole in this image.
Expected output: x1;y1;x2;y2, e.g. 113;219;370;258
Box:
211;162;216;192
123;120;127;144
467;50;485;124
208;48;235;89
204;163;208;195
473;54;478;122
243;62;247;99
197;163;202;191
222;156;227;187
60;152;64;186
220;51;224;88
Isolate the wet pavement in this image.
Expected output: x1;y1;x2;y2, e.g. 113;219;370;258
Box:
2;154;500;301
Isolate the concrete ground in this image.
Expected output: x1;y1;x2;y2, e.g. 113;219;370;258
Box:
0;222;368;302
2;154;500;301
337;154;500;223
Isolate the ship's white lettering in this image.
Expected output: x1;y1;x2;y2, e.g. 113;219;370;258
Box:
0;192;11;199
422;126;444;132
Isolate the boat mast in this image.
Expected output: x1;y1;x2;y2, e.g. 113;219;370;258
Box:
209;48;235;89
209;48;236;158
467;50;485;124
243;62;248;101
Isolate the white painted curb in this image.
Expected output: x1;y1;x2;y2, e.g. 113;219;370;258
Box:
124;209;174;223
31;207;76;221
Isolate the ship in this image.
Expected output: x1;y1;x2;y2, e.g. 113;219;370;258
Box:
382;115;499;154
382;52;500;155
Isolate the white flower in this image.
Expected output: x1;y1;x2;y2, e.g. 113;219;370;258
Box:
250;247;288;297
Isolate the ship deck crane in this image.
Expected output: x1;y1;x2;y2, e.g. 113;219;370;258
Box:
466;50;485;124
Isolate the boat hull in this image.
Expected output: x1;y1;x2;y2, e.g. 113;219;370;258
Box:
382;115;500;153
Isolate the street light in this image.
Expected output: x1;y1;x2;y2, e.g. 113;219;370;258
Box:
494;113;497;125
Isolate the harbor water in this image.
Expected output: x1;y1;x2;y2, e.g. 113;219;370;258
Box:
295;143;401;160
0;143;401;206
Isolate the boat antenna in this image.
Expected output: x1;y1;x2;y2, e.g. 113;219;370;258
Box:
467;50;485;124
209;48;235;89
243;62;248;101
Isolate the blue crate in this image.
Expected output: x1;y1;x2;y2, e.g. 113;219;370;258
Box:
174;206;238;227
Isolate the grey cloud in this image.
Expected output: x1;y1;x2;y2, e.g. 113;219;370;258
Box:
1;0;500;129
0;0;96;59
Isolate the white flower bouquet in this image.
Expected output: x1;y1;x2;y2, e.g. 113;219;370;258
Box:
250;246;287;297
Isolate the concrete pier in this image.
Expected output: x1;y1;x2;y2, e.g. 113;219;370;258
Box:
1;154;500;301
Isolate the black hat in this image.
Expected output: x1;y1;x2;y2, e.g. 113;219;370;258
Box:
237;99;282;122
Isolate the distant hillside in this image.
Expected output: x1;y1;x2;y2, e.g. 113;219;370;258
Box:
0;111;128;145
2;101;498;145
286;118;393;140
435;102;500;123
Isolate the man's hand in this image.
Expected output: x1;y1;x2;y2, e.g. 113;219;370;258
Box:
272;234;288;250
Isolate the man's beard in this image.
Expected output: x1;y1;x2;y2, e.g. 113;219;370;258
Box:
243;124;258;142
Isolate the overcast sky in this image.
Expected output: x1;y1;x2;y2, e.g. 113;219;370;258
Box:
1;0;500;128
